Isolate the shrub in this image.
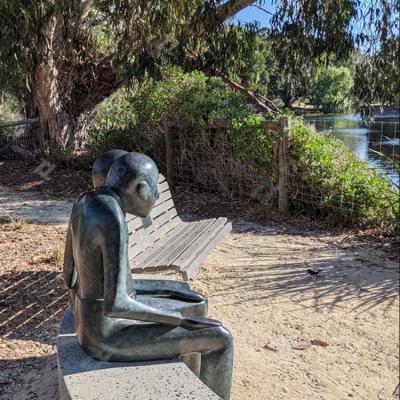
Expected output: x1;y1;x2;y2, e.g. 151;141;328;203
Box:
86;89;138;157
86;69;398;230
289;120;399;228
309;66;353;113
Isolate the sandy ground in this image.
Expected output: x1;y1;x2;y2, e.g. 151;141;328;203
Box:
0;191;72;225
0;199;399;399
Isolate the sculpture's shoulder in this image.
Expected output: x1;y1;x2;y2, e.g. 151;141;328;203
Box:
71;190;126;229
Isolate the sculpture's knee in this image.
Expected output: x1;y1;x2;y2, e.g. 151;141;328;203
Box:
218;326;233;351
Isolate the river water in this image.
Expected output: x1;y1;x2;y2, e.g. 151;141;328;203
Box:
305;112;399;187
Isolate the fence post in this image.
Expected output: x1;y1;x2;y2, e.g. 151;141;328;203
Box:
165;129;174;187
38;117;45;154
278;117;290;214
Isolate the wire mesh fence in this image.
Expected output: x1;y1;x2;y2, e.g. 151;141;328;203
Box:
0;114;397;228
0;119;41;159
305;117;399;187
166;116;398;227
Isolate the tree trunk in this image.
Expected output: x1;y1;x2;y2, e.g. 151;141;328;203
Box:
27;0;255;151
32;57;121;151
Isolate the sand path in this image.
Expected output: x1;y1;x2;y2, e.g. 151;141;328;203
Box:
0;196;398;400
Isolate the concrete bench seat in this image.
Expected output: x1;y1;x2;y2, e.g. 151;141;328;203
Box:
127;175;231;280
58;307;222;400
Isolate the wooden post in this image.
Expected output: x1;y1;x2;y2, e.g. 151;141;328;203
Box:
278;117;290;214
38;117;45;155
165;129;174;187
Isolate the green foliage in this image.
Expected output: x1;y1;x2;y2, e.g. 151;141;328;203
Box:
354;38;400;109
86;89;137;156
132;68;256;128
309;66;354;113
0;93;22;121
86;68;258;155
9;217;28;230
1;0;398;122
231;31;273;97
88;69;398;229
289;121;399;228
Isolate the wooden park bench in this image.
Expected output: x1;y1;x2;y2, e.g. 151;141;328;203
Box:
127;174;231;280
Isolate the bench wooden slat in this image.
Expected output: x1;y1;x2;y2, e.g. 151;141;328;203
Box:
182;221;232;280
158;180;169;193
147;219;216;269
150;208;178;232
128;214;182;260
126;173;231;278
130;221;192;269
172;218;227;270
157;188;172;204
141;221;207;269
128;216;145;233
151;198;175;219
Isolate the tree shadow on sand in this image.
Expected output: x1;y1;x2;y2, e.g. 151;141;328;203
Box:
0;270;68;344
212;226;399;313
0;354;58;400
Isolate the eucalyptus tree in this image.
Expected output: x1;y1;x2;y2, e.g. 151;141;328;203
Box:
0;0;256;148
0;0;397;149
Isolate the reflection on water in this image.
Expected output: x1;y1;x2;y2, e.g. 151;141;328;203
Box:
305;113;399;187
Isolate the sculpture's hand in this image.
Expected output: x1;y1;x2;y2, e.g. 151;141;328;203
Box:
181;316;222;330
166;289;206;303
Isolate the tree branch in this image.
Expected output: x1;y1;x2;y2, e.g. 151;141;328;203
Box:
217;0;257;22
251;4;274;17
80;0;94;21
215;71;277;116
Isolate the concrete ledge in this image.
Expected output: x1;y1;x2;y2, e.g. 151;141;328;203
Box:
57;307;221;400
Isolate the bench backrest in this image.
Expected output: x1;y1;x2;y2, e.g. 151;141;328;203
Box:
126;174;181;259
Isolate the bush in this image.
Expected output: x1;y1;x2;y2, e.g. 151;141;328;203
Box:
309;66;353;113
0;92;22;121
86;89;137;156
132;68;256;128
289;120;399;228
86;69;398;230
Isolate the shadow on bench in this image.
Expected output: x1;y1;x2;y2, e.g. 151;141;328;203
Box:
58;307;221;400
127;175;231;280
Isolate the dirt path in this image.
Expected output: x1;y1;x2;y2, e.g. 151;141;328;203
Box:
0;205;398;399
0;191;72;225
193;221;400;400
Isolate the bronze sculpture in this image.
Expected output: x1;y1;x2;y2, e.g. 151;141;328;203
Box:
63;152;233;399
91;149;208;316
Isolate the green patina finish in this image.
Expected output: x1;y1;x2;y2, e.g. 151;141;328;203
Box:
63;151;233;400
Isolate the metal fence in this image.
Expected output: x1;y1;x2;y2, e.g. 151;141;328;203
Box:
305;117;399;187
163;116;398;227
0;119;41;159
0;115;398;227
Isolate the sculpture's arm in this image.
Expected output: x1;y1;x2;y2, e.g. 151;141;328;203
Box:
133;280;207;303
102;218;183;326
63;224;77;289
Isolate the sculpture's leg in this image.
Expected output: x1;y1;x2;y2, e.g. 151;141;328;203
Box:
91;324;233;400
181;353;201;376
136;294;205;377
136;294;207;318
133;279;191;292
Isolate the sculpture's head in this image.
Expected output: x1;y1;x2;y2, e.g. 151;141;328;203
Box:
92;149;128;188
106;152;159;217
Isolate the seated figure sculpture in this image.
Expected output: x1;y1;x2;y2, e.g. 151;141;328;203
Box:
63;152;233;400
90;149;208;319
